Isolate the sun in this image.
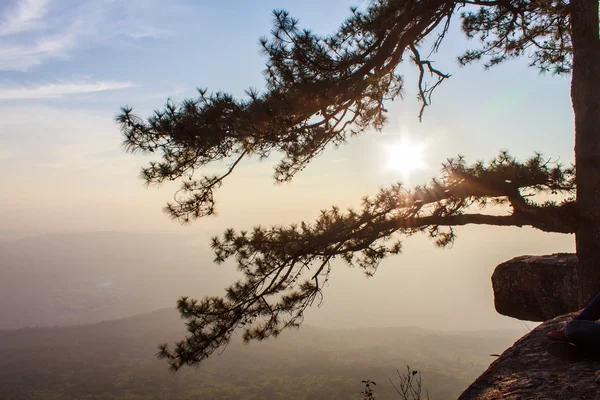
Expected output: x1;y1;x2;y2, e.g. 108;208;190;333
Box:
385;136;426;178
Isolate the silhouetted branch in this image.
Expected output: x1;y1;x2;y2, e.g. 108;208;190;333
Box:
166;150;248;222
410;44;451;121
120;1;571;222
120;0;576;370
156;153;575;370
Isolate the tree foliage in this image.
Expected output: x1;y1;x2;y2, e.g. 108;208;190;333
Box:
459;0;571;73
155;153;575;369
118;0;580;370
118;0;571;223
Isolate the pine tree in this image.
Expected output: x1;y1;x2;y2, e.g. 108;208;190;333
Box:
117;0;599;370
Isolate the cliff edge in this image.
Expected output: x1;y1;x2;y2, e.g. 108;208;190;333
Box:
458;313;600;400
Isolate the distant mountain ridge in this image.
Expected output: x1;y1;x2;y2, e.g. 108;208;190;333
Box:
0;232;222;330
0;307;521;400
0;232;525;399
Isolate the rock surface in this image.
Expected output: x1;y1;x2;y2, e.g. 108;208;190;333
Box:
458;313;600;400
492;253;579;321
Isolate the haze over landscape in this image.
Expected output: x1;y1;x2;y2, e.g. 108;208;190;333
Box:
0;0;585;398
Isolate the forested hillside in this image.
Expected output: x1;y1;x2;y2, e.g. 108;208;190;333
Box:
0;308;520;399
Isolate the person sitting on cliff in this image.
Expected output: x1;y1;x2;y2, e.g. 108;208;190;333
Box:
547;291;600;361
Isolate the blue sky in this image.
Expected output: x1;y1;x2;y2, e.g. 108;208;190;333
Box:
0;0;576;330
0;0;574;234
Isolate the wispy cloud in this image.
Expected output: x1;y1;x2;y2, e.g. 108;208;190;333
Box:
125;25;172;40
0;32;77;71
0;1;88;71
0;0;176;71
0;0;49;36
0;80;136;99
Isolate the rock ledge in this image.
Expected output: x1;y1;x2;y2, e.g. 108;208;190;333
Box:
492;253;578;321
458;313;600;400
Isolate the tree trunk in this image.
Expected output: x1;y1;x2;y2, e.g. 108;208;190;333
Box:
572;0;600;306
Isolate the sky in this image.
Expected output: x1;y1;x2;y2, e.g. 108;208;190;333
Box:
0;0;576;331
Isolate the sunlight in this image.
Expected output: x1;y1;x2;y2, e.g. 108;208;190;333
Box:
385;136;426;179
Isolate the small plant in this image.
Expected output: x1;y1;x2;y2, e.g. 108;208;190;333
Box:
390;366;429;400
361;366;429;400
361;380;376;400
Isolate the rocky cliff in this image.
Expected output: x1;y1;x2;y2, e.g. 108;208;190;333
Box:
492;253;578;322
458;313;600;400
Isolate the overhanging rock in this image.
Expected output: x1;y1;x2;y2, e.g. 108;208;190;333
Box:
492;253;579;322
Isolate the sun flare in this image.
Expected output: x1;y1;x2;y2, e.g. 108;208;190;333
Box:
385;137;426;178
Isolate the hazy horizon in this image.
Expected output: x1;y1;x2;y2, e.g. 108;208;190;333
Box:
0;306;523;400
0;228;561;333
0;0;575;334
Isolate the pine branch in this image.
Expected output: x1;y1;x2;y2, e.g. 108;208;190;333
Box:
119;1;571;222
410;44;451;121
118;0;576;370
118;0;456;221
459;0;572;73
156;153;576;370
